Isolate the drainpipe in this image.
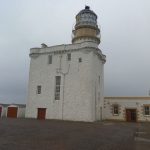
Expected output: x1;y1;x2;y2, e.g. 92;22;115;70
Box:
95;81;97;121
56;45;70;120
100;106;102;121
62;74;66;120
60;65;70;120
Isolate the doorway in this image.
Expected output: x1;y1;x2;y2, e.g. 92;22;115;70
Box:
37;108;46;120
126;109;136;122
7;107;18;118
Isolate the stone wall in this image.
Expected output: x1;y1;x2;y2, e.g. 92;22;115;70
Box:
104;97;150;122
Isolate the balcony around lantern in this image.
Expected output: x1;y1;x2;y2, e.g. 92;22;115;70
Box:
75;21;98;30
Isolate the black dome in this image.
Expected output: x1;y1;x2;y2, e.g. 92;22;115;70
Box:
77;6;97;18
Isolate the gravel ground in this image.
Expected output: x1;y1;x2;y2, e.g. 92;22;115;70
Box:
0;118;141;150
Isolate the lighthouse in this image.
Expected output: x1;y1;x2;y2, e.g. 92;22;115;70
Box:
26;6;106;122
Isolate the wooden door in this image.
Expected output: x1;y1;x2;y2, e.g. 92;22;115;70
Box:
0;107;2;117
126;109;136;122
7;107;18;118
37;108;46;120
126;109;131;122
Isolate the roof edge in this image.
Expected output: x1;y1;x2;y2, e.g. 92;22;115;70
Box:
104;97;150;100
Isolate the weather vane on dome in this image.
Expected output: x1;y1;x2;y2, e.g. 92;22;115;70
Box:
84;0;92;9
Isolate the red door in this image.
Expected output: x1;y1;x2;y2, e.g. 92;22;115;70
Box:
37;108;46;120
126;109;136;122
0;107;2;117
7;107;18;118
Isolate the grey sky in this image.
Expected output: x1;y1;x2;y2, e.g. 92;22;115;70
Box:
0;0;150;104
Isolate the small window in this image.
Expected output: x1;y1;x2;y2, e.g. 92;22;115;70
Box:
144;106;150;115
55;76;61;100
79;57;82;63
113;105;119;115
67;53;71;61
37;85;41;94
48;55;52;64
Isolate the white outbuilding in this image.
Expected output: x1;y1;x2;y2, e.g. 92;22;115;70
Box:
7;104;26;118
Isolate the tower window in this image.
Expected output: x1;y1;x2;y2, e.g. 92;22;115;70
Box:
67;53;71;61
55;76;61;100
37;85;41;94
98;76;100;85
79;57;82;63
48;55;52;64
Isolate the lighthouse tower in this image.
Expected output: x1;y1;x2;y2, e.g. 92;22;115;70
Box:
72;6;100;44
26;6;106;122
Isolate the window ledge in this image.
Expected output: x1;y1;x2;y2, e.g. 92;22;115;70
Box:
113;114;119;116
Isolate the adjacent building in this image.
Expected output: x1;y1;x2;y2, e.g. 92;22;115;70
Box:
104;97;150;122
0;104;26;118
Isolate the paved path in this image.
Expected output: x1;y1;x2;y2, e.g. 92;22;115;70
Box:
0;119;139;150
134;123;150;150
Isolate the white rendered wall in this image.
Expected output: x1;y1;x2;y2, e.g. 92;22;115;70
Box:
104;97;150;122
0;105;5;117
2;107;7;117
26;42;105;122
91;51;104;121
18;107;26;118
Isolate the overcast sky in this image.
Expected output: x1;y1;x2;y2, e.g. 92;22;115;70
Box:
0;0;150;104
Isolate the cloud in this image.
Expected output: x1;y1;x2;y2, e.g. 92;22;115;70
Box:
0;0;150;103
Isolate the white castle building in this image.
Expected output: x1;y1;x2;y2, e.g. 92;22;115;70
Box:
26;6;150;122
26;6;106;122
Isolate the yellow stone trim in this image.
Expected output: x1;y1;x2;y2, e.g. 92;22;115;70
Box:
143;104;150;106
